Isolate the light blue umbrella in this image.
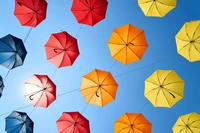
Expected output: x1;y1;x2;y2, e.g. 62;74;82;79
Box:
5;111;34;133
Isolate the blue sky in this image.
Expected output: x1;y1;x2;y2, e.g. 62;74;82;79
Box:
0;0;200;132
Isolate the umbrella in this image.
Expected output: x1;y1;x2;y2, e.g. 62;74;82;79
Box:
14;0;48;27
44;31;80;68
114;113;152;133
80;69;118;107
71;0;108;26
108;23;148;64
56;112;90;133
0;34;27;70
25;74;56;108
145;70;185;108
5;111;34;133
0;75;4;98
176;20;200;62
138;0;176;17
173;112;200;133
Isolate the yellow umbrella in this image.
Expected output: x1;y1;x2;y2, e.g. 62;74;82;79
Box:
114;113;152;133
173;112;200;133
80;69;118;107
176;20;200;62
108;23;148;64
138;0;177;17
145;70;185;108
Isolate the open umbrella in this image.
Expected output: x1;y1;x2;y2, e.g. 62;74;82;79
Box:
25;74;56;108
5;111;34;133
80;69;118;107
14;0;48;27
173;112;200;133
176;20;200;62
138;0;177;17
145;70;185;108
0;34;27;70
114;113;152;133
44;31;80;68
56;112;90;133
0;75;4;98
108;23;148;64
71;0;108;26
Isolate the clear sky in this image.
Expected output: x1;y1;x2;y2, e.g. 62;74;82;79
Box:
0;0;200;133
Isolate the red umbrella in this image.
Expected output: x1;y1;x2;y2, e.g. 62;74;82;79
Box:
56;112;90;133
71;0;108;26
14;0;48;27
44;31;80;68
25;74;56;108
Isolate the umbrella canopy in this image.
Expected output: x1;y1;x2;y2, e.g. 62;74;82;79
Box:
108;23;148;64
5;111;34;133
44;31;80;68
176;20;200;62
145;70;185;108
0;34;27;70
0;75;4;98
71;0;108;26
172;112;200;133
138;0;176;17
25;74;56;108
14;0;48;27
80;69;118;107
56;112;90;133
114;113;152;133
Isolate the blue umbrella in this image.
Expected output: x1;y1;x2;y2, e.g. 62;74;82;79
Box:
0;34;27;70
0;75;4;98
5;111;34;133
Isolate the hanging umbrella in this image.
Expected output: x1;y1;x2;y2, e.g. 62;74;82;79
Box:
71;0;108;26
173;112;200;133
145;70;185;108
25;74;56;108
108;23;148;64
80;69;118;107
114;113;152;133
44;31;80;68
0;34;27;70
138;0;176;17
56;112;90;133
14;0;48;27
5;111;34;133
176;20;200;62
0;75;4;98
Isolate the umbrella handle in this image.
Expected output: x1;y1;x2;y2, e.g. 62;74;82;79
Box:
96;92;99;97
54;49;58;53
17;2;22;6
128;42;134;45
169;92;175;98
29;95;34;100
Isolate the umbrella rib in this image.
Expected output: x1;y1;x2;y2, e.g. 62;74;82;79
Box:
161;89;171;107
155;88;161;106
178;42;191;52
7;123;23;133
138;0;152;4
161;70;173;85
117;126;130;133
0;53;15;64
81;86;98;91
157;0;176;7
163;81;184;86
128;30;144;44
191;23;200;40
145;87;160;95
127;46;141;60
155;2;162;16
77;0;90;8
115;30;127;44
112;46;126;58
145;80;160;86
101;86;115;99
145;1;155;16
33;91;44;106
132;114;141;125
0;40;15;51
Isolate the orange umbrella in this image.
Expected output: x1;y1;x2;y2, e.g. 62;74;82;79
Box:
114;113;152;133
80;69;118;107
108;23;148;64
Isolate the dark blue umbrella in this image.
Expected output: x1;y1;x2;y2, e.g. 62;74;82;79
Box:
0;75;4;98
5;111;34;133
0;34;27;70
